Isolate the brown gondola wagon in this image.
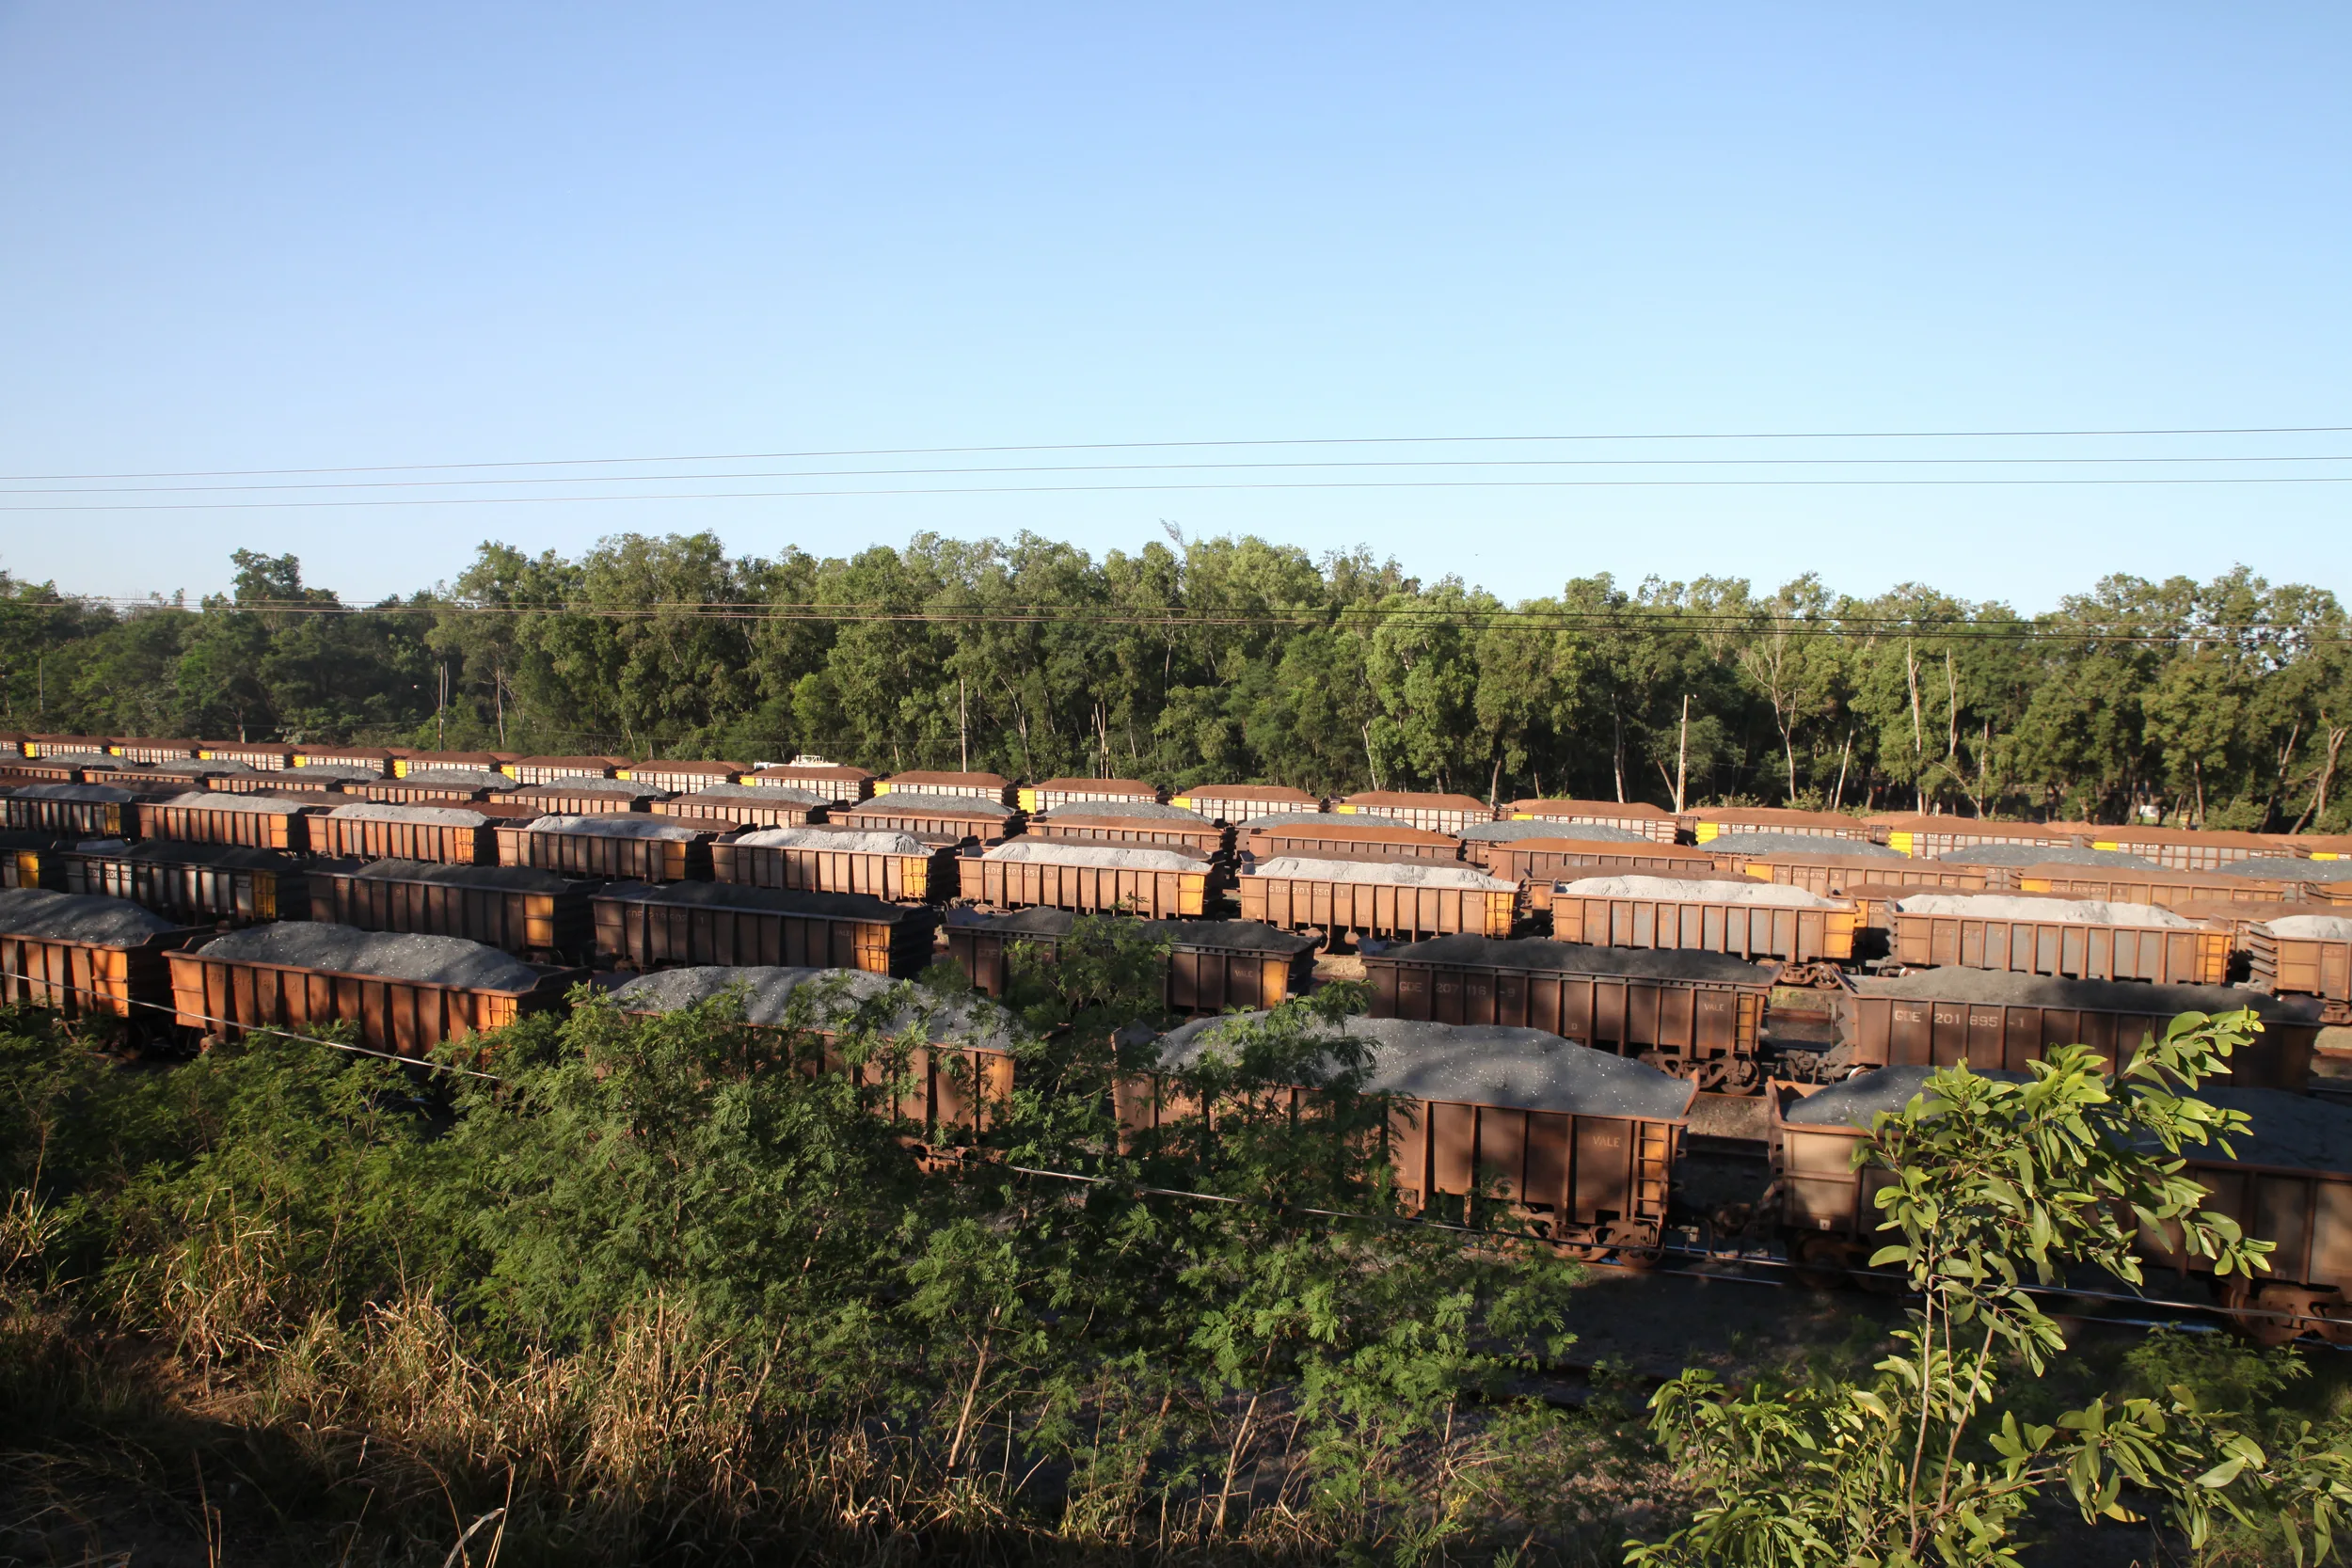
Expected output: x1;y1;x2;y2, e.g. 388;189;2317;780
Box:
945;908;1319;1011
310;860;600;962
591;880;942;975
713;827;961;902
0;887;207;1022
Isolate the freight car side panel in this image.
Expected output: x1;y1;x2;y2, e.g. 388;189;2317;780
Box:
168;952;579;1055
715;842;955;902
1842;994;2312;1088
63;854;292;926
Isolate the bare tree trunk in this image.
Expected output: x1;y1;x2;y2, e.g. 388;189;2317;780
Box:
1361;720;1382;792
959;675;968;771
495;661;506;748
2192;760;2206;829
1675;694;1691;814
2295;722;2348;832
1488;752;1502;810
1830;728;1852;811
1612;703;1626;803
1906;641;1925;812
1944;654;1960;764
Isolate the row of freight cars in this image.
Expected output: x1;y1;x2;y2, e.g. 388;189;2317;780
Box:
7;768;2352;1091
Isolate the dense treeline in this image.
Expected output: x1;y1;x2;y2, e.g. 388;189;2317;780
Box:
6;531;2350;829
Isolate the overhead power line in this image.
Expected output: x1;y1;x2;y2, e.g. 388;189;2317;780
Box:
4;420;2348;483
8;473;2352;514
8;451;2352;499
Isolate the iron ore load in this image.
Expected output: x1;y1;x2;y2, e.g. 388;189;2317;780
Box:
2249;912;2352;1023
1361;934;1779;1091
944;908;1318;1011
169;924;583;1057
310;860;599;963
0;887;205;1021
1238;856;1518;946
1839;969;2320;1088
1025;801;1232;859
959;840;1215;919
497;813;728;882
312;801;520;865
713;825;960;902
1547;875;1857;983
1131;1012;1693;1259
60;840;310;927
1885;893;2232;986
591;880;941;976
651;784;831;829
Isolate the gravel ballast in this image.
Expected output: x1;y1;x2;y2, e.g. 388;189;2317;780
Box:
393;768;510;788
1250;857;1513;891
983;841;1206;871
595;880;908;920
197;924;545;989
1844;968;2319;1020
1376;933;1780;985
2232;857;2352;884
0;887;182;944
160;791;310;816
1555;875;1843;908
940;907;1315;953
1703;832;1907;861
346;860;582;892
1234;812;1342;832
845;792;1016;819
506;777;662;796
1150;1012;1695;1120
328;802;492;827
78;840;300;872
2263;914;2352;942
1936;845;2160;870
284;765;389;784
1782;1065;2027;1128
2188;1087;2352;1173
609;965;1020;1050
526;814;703;840
735;827;932;854
1891;893;2197;927
1459;818;1645;845
678;784;827;807
11;783;139;803
1038;801;1211;825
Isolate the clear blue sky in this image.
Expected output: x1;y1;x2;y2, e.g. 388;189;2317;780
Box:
1;4;2345;608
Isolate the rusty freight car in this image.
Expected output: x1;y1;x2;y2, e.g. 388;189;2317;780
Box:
2249;913;2352;1023
652;784;830;829
4;782;156;839
1168;783;1320;824
310;860;598;962
2011;863;2309;909
497;814;729;882
2233;858;2352;909
1839;968;2319;1088
1504;799;1686;843
60;840;309;927
1333;790;1494;836
350;768;511;803
290;746;396;776
1886;893;2232;986
312;801;536;865
1699;834;1948;895
135;792;330;853
1025;802;1231;858
960;841;1215;918
1689;807;1872;845
1017;777;1165;814
1547;875;1858;981
609;965;1020;1151
0;830;66;891
1462;819;1653;870
0;887;205;1022
616;759;744;794
1868;814;2086;860
944;907;1319;1010
496;779;665;815
2139;1087;2352;1344
874;769;1017;805
1128;1012;1694;1259
1362;934;1779;1091
169;925;582;1056
1485;835;1726;911
714;826;960;902
1238;856;1518;946
196;742;294;770
1243;816;1461;864
506;754;628;784
834;791;1022;845
592;880;940;976
741;760;876;803
2079;827;2296;872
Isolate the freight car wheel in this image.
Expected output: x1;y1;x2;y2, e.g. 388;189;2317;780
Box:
2214;1277;2312;1347
1791;1234;1858;1291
